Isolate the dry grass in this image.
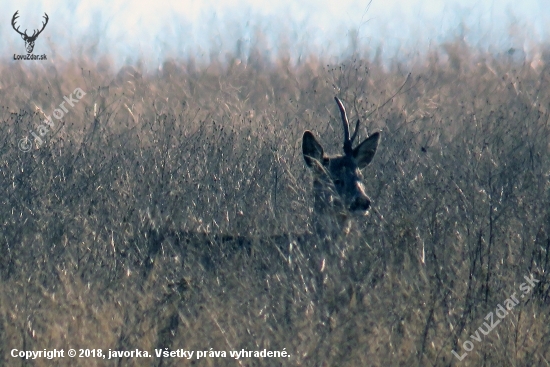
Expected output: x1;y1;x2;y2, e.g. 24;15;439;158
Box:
1;41;550;366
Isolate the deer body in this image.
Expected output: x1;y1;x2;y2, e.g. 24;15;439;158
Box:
144;97;380;278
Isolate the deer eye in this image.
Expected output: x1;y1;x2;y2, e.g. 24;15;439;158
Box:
333;179;344;187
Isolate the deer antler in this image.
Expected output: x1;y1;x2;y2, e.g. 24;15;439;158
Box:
350;119;361;145
11;11;26;37
335;97;362;155
31;13;49;39
11;11;49;40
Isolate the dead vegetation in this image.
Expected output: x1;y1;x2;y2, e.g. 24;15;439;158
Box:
0;39;550;366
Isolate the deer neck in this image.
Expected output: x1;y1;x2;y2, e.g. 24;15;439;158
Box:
311;179;351;241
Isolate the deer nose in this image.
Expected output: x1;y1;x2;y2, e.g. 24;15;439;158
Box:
350;195;370;212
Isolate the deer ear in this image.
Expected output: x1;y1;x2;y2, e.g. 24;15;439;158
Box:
302;131;325;168
353;132;380;169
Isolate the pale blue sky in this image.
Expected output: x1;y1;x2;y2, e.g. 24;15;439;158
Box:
2;0;548;69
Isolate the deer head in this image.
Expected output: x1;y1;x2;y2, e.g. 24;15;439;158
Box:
303;97;380;236
12;11;49;54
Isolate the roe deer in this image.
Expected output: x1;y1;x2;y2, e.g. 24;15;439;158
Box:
144;97;380;276
302;97;380;243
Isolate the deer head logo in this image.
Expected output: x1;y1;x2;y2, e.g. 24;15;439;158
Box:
12;11;49;54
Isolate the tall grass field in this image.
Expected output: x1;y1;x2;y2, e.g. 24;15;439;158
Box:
1;37;550;366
